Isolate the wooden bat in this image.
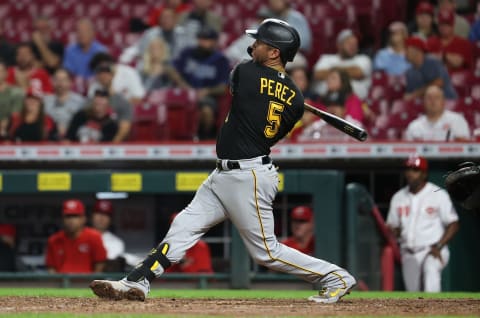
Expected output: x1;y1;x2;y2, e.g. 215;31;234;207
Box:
304;102;368;142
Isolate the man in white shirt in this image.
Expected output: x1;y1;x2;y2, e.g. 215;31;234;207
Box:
91;200;125;262
88;53;145;105
404;85;470;141
386;155;459;292
312;29;372;99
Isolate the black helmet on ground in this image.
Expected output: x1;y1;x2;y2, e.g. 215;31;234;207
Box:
246;18;301;64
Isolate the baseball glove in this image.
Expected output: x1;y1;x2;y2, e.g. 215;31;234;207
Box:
445;162;480;211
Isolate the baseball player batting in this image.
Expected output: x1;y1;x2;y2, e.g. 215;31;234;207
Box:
90;19;356;303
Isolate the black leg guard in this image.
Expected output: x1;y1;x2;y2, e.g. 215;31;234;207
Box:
126;243;171;283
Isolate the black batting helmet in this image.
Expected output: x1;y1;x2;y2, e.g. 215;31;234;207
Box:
246;18;300;63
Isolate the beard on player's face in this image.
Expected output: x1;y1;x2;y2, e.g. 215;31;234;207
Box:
405;169;427;192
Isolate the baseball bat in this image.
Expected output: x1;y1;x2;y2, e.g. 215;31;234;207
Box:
304;102;368;142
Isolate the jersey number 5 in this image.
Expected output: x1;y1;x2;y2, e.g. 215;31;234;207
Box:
264;101;285;138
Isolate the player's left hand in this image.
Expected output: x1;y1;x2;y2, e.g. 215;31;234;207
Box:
429;245;443;264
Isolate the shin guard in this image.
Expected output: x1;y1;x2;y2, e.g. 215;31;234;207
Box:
126;243;171;283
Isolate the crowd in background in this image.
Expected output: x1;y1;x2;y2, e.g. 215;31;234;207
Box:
0;0;479;143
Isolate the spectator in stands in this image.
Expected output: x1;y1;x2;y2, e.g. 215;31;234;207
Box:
323;68;365;125
286;67;320;141
7;43;53;94
0;59;24;140
468;18;480;42
88;53;145;105
120;7;194;67
66;89;119;143
374;22;411;76
44;68;85;138
166;213;213;273
0;24;16;67
63;18;107;79
46;199;106;273
408;2;438;40
177;0;222;38
437;0;471;39
404;37;457;101
313;29;372;100
0;224;16;272
173;27;230;140
30;16;64;74
147;0;192;27
140;38;177;92
427;9;473;73
297;90;363;141
265;0;312;53
8;89;57;142
281;206;315;256
224;7;274;66
404;85;470;141
91;200;126;272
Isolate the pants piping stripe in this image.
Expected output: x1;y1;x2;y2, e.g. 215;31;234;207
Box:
251;169;327;278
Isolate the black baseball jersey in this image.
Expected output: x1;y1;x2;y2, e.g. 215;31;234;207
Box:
216;60;304;159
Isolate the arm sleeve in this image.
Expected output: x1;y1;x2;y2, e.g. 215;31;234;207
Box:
452;114;471;139
313;55;334;72
114;96;133;121
404;122;415;141
45;239;56;269
355;55;373;77
386;196;399;227
126;67;146;99
62;48;75;74
92;233;107;263
439;191;459;226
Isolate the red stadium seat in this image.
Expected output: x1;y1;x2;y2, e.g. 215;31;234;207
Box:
130;102;163;141
450;70;473;98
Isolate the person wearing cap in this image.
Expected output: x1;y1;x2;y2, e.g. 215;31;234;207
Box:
404;36;457;101
45;199;107;273
7;88;58;142
6;42;53;95
120;7;195;67
281;206;315;256
386;155;459;292
43;68;85;138
173;26;230;140
66;89;119;143
91;200;129;271
408;2;439;40
437;0;471;39
166;213;213;273
374;21;411;76
0;59;24;139
88;52;146;106
266;0;312;52
404;85;470;141
0;224;17;271
313;29;372;100
224;7;276;66
427;9;473;73
177;0;222;40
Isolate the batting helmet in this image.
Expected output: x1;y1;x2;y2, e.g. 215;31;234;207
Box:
246;18;300;63
405;154;428;171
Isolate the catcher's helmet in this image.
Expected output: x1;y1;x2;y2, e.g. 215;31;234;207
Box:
246;18;300;63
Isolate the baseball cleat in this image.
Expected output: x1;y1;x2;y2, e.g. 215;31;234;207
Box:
90;278;149;301
308;271;356;304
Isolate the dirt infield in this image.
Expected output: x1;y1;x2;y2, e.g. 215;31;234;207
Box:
1;297;479;316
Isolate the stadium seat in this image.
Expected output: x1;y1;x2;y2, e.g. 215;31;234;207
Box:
450;70;473;98
130;102;163;141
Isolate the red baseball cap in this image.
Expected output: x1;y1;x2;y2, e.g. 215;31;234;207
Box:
291;206;313;222
93;199;113;215
416;2;434;15
405;36;427;52
405;155;429;171
62;199;85;216
437;9;455;26
0;224;16;238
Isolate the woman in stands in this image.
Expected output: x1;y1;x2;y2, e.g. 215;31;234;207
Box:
323;68;372;125
8;89;57;142
140;38;177;92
